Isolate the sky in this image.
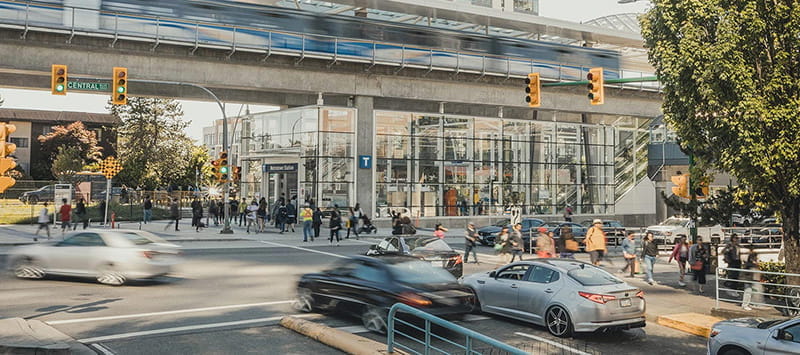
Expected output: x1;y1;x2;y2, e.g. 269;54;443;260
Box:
0;0;651;142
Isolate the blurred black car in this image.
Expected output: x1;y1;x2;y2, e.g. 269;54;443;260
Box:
579;219;626;246
367;236;463;277
294;256;474;333
476;218;545;246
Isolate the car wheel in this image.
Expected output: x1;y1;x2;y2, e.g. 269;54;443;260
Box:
361;305;387;334
12;257;45;279
96;264;126;286
720;346;751;355
293;287;315;313
545;306;573;338
29;196;39;204
468;288;482;314
784;288;800;317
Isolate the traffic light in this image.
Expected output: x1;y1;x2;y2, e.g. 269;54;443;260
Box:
218;151;229;182
232;166;242;182
211;159;222;182
694;181;710;199
525;73;541;108
671;172;690;199
112;67;128;105
51;64;67;95
0;122;17;193
587;67;604;105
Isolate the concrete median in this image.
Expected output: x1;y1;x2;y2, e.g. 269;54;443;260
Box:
280;316;404;355
656;312;723;338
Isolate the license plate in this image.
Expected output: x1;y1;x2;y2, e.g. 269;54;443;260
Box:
620;298;632;307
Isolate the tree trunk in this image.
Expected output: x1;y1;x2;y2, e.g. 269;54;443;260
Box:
781;200;800;286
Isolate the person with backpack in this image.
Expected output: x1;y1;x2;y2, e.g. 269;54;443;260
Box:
464;222;479;264
276;201;288;233
329;209;342;245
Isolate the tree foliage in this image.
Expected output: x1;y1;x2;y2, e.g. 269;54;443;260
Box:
51;146;86;184
35;121;102;179
642;0;800;275
109;97;196;189
174;144;214;188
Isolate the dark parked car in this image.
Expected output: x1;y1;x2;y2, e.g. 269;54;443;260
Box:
293;256;474;333
19;185;55;204
366;236;463;277
477;218;545;246
580;219;626;246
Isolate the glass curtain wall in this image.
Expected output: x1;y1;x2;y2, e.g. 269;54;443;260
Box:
375;111;616;218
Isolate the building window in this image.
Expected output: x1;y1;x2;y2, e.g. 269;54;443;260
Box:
10;137;29;148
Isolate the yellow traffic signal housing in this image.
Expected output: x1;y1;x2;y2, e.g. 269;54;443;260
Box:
218;152;229;182
232;166;242;182
525;73;541;108
671;173;690;199
112;67;128;105
587;67;604;105
0;122;17;193
51;64;68;95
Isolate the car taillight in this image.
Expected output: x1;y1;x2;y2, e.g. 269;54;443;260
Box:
578;291;617;304
398;292;432;307
142;251;154;259
636;290;645;299
450;254;463;265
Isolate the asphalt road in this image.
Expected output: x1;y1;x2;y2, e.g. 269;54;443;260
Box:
0;238;709;355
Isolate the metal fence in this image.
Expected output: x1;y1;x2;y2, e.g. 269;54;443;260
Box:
387;303;527;355
716;266;800;317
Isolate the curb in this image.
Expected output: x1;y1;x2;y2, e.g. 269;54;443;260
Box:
279;316;402;355
0;318;94;355
656;312;723;338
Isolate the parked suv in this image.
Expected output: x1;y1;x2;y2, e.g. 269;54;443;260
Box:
646;216;723;244
19;185;55;204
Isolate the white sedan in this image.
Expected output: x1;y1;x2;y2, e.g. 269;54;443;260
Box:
7;230;182;285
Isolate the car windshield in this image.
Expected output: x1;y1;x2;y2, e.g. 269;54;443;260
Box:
661;218;687;226
387;260;456;285
118;231;167;245
406;238;452;252
757;319;789;329
542;222;561;228
567;265;623;286
493;219;510;227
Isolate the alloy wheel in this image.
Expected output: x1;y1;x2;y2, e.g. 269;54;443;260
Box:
546;306;572;337
293;288;315;312
361;306;387;334
96;264;126;286
13;258;45;279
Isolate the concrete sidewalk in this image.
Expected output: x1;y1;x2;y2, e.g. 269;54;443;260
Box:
0;318;94;355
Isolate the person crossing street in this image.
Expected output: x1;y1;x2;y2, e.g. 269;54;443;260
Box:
300;204;314;242
464;222;479;264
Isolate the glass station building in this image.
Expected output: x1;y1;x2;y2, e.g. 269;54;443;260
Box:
241;106;650;221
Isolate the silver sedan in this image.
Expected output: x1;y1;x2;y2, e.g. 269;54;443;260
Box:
7;230;182;285
708;317;800;355
460;259;646;337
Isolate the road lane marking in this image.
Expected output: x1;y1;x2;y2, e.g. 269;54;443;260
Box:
258;241;347;258
90;343;116;355
514;332;591;355
47;300;293;325
77;314;317;343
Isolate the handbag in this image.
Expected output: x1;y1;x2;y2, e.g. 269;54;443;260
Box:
690;260;703;271
494;243;503;251
565;240;579;252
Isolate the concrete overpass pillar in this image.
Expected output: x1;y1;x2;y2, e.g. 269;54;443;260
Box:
354;96;374;219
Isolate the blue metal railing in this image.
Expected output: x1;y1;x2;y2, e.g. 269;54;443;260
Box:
387;303;527;355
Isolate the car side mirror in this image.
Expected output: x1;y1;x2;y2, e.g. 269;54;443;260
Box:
489;271;497;278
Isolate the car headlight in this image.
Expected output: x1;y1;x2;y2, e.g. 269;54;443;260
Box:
709;328;720;337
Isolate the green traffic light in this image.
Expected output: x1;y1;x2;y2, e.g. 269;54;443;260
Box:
117;86;125;93
56;84;65;92
220;166;229;174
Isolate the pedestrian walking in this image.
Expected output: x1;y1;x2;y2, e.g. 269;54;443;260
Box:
209;199;219;226
509;223;525;261
276;202;288;233
495;227;512;263
192;197;204;232
641;232;658;285
142;195;153;224
286;200;297;233
73;198;87;230
535;226;555;258
563;204;573;222
58;199;71;236
741;246;762;311
164;198;180;231
722;235;743;296
246;200;258;234
619;231;637;277
557;228;579;259
434;224;448;239
271;198;281;227
312;207;323;241
300;204;314;242
584;219;607;266
464;222;479;264
238;198;247;226
346;206;360;239
668;235;690;287
329;209;342;245
34;202;51;240
689;236;709;294
257;200;268;233
217;199;225;225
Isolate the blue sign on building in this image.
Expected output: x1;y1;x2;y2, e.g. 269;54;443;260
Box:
358;155;372;169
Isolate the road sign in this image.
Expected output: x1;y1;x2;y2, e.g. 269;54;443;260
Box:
358;155;372;169
99;156;123;179
67;81;110;92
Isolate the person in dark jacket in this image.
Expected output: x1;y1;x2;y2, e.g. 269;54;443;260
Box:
73;198;88;230
142;195;153;224
312;207;323;241
329;209;342;245
164;198;180;232
276;202;288;233
192;197;204;232
641;232;658;285
285;201;297;233
209;199;219;226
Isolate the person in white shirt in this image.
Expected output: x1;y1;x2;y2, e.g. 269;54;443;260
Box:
34;202;51;240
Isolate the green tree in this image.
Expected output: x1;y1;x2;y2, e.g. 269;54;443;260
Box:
51;146;86;184
35;121;102;179
175;144;214;189
642;0;800;275
109;97;195;189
